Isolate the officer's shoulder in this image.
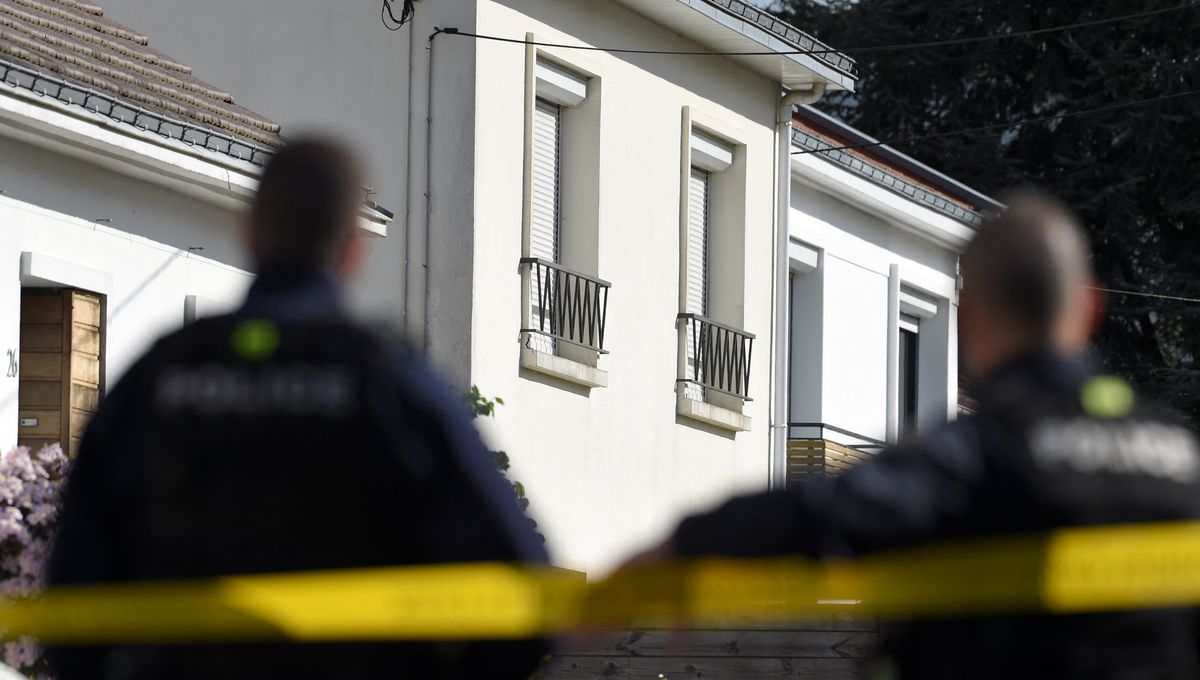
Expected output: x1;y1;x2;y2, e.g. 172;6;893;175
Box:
896;417;985;470
1069;371;1190;429
151;314;402;353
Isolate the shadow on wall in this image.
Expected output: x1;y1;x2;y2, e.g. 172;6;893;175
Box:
107;250;186;324
492;0;778;125
675;414;737;441
791;185;957;273
516;365;594;398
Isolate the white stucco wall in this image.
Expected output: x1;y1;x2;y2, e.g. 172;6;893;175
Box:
788;176;962;448
0;144;252;449
37;0;879;576
93;0;478;344
468;0;782;574
0;135;247;270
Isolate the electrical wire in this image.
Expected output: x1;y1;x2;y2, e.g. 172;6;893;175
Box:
382;0;415;31
791;88;1200;156
440;4;1195;58
1089;286;1200;305
414;14;1200;312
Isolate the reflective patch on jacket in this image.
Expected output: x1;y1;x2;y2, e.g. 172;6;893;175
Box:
1031;419;1200;483
155;363;356;417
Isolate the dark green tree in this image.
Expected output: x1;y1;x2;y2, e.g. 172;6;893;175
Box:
770;0;1200;418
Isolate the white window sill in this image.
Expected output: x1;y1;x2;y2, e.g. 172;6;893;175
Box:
520;347;607;389
677;397;751;432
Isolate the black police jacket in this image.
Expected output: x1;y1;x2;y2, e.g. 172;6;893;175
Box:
46;266;549;680
673;351;1200;679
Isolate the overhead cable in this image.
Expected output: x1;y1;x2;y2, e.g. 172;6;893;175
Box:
1090;286;1200;305
439;4;1196;57
790;89;1200;156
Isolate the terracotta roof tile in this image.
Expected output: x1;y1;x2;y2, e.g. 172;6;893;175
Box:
0;0;282;154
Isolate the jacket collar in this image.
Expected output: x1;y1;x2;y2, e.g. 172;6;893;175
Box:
238;260;343;320
976;348;1091;404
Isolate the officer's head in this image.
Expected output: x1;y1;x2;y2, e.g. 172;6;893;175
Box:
960;189;1105;378
247;138;365;276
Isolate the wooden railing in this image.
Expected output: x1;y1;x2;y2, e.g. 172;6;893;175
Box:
786;423;886;485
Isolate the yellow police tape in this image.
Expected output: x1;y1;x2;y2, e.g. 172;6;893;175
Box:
6;520;1200;643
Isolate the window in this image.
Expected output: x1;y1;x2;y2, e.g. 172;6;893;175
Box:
519;56;610;388
677;122;754;418
895;285;939;439
898;315;919;439
17;288;104;457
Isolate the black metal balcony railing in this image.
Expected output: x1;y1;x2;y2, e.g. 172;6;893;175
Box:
788;422;887;454
677;313;755;400
521;258;611;353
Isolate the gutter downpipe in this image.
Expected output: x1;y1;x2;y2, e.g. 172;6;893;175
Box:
770;83;825;490
402;22;418;337
885;263;901;443
422;28;446;351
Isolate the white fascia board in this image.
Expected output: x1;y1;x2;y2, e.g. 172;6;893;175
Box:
791;152;976;253
0;87;391;237
669;0;856;91
0;85;259;207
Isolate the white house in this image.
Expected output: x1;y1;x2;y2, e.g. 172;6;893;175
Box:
7;0;997;577
93;0;864;573
0;0;389;455
778;106;1000;487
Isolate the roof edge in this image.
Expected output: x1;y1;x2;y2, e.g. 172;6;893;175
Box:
791;150;977;253
698;0;857;79
0;79;391;234
795;106;1002;212
0;56;275;166
792;123;984;228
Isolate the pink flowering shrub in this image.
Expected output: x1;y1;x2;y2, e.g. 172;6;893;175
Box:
0;444;72;678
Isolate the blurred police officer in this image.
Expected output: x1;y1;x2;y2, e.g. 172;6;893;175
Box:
624;190;1200;679
47;139;549;680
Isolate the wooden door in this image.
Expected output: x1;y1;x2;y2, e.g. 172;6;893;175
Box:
17;289;104;457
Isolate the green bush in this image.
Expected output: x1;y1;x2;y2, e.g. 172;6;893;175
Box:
465;387;540;538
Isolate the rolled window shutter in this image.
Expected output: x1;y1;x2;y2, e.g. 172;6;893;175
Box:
684;167;710;396
687;167;709;316
529;99;562;353
531;99;561;263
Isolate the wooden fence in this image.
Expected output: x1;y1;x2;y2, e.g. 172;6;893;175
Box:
786;439;873;483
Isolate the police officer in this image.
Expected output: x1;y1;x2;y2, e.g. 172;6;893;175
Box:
47;140;549;679
621;190;1200;678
